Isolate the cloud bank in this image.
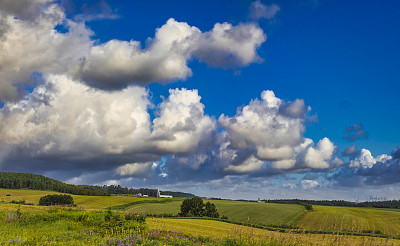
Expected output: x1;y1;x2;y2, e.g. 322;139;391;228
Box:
0;0;266;100
0;0;398;200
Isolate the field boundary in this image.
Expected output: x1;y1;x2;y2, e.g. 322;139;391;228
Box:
108;198;179;210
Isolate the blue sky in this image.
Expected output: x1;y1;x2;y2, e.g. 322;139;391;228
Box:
0;0;399;200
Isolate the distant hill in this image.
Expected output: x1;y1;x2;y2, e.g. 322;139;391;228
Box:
0;172;109;196
0;172;196;198
79;184;196;198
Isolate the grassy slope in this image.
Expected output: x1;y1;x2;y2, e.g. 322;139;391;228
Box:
212;200;305;226
296;205;400;236
0;189;306;226
5;188;400;239
148;218;400;246
0;188;158;210
126;198;306;226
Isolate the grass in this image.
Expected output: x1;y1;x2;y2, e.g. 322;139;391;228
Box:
148;217;400;246
127;199;306;226
211;200;306;226
296;205;400;237
4;188;400;245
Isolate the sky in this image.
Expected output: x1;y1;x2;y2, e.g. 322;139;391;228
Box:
0;0;399;201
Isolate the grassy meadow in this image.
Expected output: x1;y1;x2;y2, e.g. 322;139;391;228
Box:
2;188;400;245
297;205;400;237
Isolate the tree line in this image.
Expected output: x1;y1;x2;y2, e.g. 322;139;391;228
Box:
266;199;400;209
79;184;195;197
0;172;109;196
0;172;195;198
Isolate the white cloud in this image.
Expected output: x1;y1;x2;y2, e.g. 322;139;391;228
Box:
219;90;305;161
152;88;216;154
0;3;93;101
304;137;335;169
192;22;266;68
115;162;156;178
249;1;280;20
0;1;266;102
301;180;319;189
349;148;392;168
215;91;337;174
0;75;216;175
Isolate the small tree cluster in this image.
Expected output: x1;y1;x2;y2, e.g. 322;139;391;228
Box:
179;197;219;218
39;194;74;206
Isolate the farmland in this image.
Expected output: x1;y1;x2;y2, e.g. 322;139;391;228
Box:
2;188;400;245
297;205;400;236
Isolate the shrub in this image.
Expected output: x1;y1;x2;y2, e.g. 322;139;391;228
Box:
221;215;228;220
39;194;74;206
124;211;146;223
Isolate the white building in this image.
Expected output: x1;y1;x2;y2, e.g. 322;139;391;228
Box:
157;189;173;198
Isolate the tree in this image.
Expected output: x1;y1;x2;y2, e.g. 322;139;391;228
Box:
39;194;74;206
204;201;219;218
179;197;205;217
179;197;219;218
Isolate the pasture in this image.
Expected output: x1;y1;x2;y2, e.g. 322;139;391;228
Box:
148;218;400;246
297;205;400;237
2;188;400;245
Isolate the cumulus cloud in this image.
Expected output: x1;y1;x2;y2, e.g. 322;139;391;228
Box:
115;162;157;178
216;90;337;175
192;22;266;68
249;1;280;20
0;75;216;176
301;179;319;189
0;2;93;101
332;146;400;187
343;123;368;141
151;88;216;154
0;0;53;21
0;0;266;101
349;149;380;168
219;90;305;161
304;138;335;169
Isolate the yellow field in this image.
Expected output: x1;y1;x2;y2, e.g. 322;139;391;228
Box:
0;188;160;210
148;218;400;246
4;188;400;244
297;205;400;237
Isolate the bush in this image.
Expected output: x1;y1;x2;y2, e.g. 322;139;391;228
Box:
221;215;228;220
300;202;313;211
39;194;74;206
124;211;146;223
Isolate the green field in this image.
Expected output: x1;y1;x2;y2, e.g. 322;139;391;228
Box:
297;205;400;236
3;188;400;245
126;198;306;226
148;218;400;246
0;189;306;227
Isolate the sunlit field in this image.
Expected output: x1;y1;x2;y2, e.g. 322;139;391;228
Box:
297;205;400;237
2;189;400;245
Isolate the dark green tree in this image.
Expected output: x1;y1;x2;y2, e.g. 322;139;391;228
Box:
204;201;219;218
179;197;205;217
39;194;74;206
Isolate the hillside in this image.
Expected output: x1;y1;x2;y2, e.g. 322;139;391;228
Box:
0;172;195;198
0;172;108;196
